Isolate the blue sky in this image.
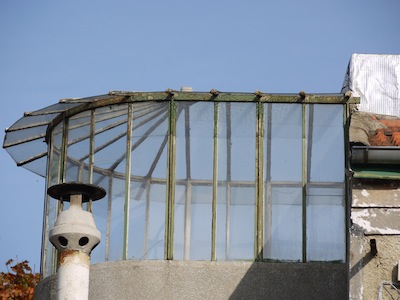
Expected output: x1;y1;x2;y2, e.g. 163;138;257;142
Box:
1;0;399;273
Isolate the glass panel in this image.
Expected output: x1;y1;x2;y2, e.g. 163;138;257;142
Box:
217;103;256;260
128;102;168;260
93;104;129;173
90;173;110;263
108;176;125;261
307;187;345;262
229;185;255;259
265;187;302;261
269;104;302;182
189;185;212;260
310;105;344;182
174;102;214;260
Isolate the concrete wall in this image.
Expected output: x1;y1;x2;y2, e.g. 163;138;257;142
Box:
35;260;347;300
350;179;400;300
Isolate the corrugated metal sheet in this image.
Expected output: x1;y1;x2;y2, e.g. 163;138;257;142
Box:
342;53;400;116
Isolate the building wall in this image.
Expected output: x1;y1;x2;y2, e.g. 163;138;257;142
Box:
35;260;347;300
350;179;400;300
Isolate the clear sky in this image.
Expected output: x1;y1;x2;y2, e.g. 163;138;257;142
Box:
1;0;399;273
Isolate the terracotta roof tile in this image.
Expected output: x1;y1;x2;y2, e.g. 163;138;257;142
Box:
350;111;400;147
369;118;400;147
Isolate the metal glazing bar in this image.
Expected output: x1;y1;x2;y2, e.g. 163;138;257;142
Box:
302;103;307;262
306;106;314;183
165;100;177;260
343;102;350;264
87;110;95;212
255;102;264;260
123;104;133;260
40;138;53;277
211;102;219;261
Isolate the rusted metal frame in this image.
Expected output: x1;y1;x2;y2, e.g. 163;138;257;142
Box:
225;102;232;259
343;102;351;265
165;99;177;260
264;104;272;259
127;92;355;104
87;110;95;212
46;95;129;143
211;102;219;261
183;105;192;260
46;94;358;143
53;118;69;271
255;101;264;260
67;101;161;137
123;104;133;260
108;110;170;172
105;174;113;261
301;103;307;262
40;138;53;278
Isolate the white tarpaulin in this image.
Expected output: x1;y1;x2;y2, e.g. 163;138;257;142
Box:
341;53;400;116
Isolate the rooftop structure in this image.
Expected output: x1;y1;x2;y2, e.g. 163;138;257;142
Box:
4;53;400;299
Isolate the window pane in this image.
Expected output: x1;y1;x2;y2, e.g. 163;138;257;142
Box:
174;102;214;260
217;103;256;260
307;187;345;262
310;105;344;182
129;102;168;260
269;104;302;182
264;187;302;261
229;186;255;259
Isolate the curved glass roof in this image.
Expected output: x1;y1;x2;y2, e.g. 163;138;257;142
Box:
3;90;355;177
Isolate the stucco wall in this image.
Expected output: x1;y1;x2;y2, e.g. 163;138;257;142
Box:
350;179;400;300
35;260;347;300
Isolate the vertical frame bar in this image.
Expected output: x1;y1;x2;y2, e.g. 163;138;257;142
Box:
123;104;133;260
302;103;307;262
343;101;351;266
255;101;264;260
87;109;95;212
211;102;219;261
165;100;177;260
40;137;53;277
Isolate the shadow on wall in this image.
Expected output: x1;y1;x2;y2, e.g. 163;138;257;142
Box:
229;261;347;300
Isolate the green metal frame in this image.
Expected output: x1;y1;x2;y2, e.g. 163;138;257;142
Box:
43;91;358;276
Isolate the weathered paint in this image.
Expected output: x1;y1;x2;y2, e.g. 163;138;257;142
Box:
57;250;90;300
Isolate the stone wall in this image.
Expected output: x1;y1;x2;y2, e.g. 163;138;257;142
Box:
35;260;347;300
350;179;400;300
